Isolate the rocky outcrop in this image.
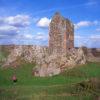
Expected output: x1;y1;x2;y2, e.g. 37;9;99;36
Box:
3;45;86;77
33;47;86;77
3;45;49;66
3;46;23;66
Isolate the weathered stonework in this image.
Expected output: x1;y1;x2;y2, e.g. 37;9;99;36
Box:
2;13;87;77
49;12;74;54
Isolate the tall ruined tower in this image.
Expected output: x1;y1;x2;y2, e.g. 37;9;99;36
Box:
49;12;74;54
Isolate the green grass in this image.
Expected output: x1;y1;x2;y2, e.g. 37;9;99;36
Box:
62;62;100;78
0;62;100;100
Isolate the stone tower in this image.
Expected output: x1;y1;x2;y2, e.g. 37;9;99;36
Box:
49;12;74;54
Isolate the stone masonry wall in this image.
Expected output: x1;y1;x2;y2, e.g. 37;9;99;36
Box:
49;12;74;54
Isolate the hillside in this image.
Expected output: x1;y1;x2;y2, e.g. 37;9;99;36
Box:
0;62;100;100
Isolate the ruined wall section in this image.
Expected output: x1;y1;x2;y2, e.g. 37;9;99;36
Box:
49;12;74;54
63;19;74;51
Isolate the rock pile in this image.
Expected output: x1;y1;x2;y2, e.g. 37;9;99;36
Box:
3;46;86;77
33;47;86;77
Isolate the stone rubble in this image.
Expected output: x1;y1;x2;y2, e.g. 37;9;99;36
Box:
3;46;86;77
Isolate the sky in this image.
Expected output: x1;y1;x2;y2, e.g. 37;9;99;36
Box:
0;0;100;48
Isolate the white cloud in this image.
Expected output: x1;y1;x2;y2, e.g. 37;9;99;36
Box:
75;34;100;48
75;21;93;29
90;35;100;47
37;32;43;35
35;35;44;40
90;35;100;40
18;34;34;39
0;25;18;36
75;20;99;29
96;28;100;32
12;32;48;45
15;32;48;41
0;15;30;27
37;17;51;28
34;32;48;40
4;15;30;27
24;34;33;39
0;25;17;32
0;14;30;40
75;35;83;39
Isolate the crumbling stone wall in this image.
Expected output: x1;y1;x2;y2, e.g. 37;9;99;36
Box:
2;13;87;77
49;12;74;54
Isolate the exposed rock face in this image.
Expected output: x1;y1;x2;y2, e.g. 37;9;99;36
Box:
3;13;87;77
49;12;74;54
3;45;49;66
3;46;86;77
33;47;86;77
3;46;23;66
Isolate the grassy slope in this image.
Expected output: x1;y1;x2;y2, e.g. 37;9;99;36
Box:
0;62;100;100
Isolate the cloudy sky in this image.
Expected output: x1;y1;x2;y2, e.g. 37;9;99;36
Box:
0;0;100;48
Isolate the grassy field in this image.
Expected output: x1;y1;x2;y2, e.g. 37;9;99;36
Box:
0;62;100;100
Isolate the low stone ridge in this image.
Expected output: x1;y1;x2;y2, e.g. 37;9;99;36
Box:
33;47;86;77
3;46;86;76
2;13;87;77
